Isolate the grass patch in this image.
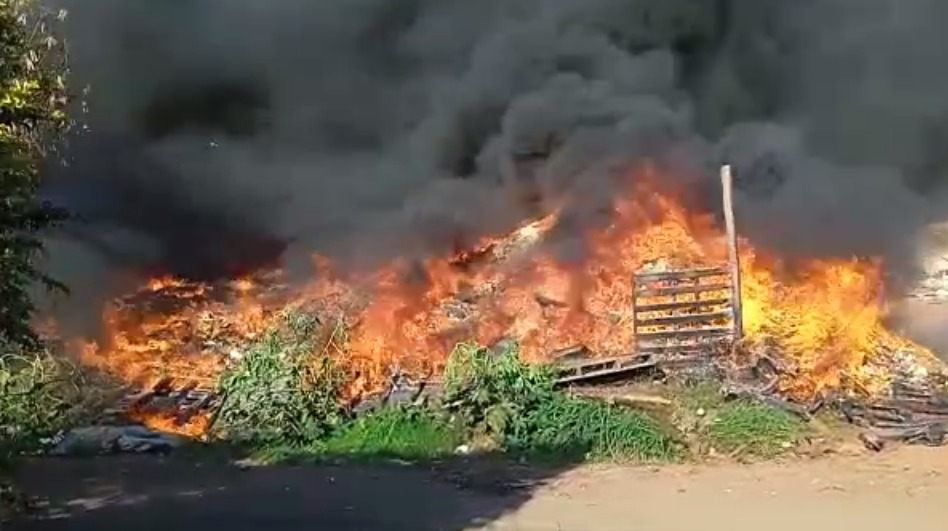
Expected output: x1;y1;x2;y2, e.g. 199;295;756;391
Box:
704;400;806;458
670;380;809;459
676;380;726;413
507;393;681;463
253;407;462;465
222;327;682;465
321;407;461;460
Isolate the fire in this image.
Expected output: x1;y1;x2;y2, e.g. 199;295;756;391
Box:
72;162;939;435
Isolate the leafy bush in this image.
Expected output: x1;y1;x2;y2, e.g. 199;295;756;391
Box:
443;341;559;447
210;312;349;445
443;342;680;462
0;348;92;467
0;0;71;348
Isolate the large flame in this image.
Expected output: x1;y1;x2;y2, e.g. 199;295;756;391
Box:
74;163;938;435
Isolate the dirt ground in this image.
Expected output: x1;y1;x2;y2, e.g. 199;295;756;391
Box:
11;445;948;531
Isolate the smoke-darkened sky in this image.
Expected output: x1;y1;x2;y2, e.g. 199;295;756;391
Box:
38;0;948;315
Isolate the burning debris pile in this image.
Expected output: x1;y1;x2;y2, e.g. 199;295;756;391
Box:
70;164;948;449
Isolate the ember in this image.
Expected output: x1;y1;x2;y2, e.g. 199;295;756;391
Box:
69;163;947;441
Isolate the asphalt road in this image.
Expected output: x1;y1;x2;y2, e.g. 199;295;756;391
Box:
14;446;948;531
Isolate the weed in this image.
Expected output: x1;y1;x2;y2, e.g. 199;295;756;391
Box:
211;312;349;445
0;348;93;466
510;394;682;462
250;407;462;464
443;341;680;462
676;380;726;413
322;407;461;460
0;346;94;523
442;341;559;448
705;400;806;458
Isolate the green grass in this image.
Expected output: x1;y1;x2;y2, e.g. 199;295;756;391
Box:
507;394;682;463
321;408;462;460
250;407;462;465
671;380;809;459
235;336;682;466
704;400;807;458
209;319;810;465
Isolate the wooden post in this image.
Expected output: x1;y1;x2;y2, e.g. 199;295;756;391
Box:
720;165;743;340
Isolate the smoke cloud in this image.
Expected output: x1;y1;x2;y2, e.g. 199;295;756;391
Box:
37;0;948;318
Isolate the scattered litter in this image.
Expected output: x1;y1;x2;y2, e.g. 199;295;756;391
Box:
50;425;185;456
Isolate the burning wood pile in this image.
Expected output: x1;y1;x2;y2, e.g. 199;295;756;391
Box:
68;164;948;449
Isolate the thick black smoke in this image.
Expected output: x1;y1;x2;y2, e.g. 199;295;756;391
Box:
38;0;948;322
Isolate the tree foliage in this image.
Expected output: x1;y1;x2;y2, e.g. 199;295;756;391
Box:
0;0;70;347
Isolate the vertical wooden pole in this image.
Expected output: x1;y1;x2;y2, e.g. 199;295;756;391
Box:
720;165;743;340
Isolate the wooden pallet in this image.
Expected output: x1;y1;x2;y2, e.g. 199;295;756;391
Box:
556;353;657;385
632;266;739;359
104;377;220;425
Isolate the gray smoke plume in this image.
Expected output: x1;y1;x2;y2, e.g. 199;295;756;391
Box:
37;0;948;325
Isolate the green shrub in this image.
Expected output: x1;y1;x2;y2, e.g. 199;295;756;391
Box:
0;0;71;348
443;341;680;462
0;349;90;466
442;341;559;447
210;312;349;445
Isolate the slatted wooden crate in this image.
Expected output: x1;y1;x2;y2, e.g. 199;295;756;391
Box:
632;266;739;362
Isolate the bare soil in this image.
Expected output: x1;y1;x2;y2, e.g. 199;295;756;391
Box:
11;445;948;531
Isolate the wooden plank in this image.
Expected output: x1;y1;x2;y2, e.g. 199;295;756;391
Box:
634;267;728;282
635;326;733;342
634;310;733;328
558;354;646;372
634;298;732;314
556;356;657;385
636;342;728;355
635;283;731;297
720;164;744;340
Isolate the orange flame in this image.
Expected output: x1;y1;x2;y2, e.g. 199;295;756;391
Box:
72;162;939;435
